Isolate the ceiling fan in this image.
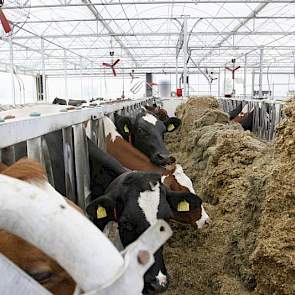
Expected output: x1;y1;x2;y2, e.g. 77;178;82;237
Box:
102;59;120;77
0;0;31;38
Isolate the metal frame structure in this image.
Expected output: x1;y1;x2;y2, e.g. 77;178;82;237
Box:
219;96;284;140
0;1;294;100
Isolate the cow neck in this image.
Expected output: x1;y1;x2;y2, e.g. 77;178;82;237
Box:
0;162;8;173
128;134;132;145
106;135;163;173
105;171;132;222
1;159;47;183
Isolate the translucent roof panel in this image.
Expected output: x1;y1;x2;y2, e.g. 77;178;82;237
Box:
0;1;294;76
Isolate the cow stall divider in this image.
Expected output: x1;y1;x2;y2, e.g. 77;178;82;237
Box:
218;97;285;141
0;98;172;294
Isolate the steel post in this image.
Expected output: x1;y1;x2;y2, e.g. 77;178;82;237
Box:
183;16;188;97
259;48;264;98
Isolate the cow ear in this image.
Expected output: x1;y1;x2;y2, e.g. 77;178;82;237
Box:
164;117;181;132
165;189;202;212
115;114;133;140
86;193;116;221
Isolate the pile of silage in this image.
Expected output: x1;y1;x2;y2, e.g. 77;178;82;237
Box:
164;96;294;295
250;100;295;295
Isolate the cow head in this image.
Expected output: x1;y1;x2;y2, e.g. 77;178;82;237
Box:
0;230;76;295
0;159;77;295
86;171;205;293
165;189;210;229
115;112;181;166
162;164;210;228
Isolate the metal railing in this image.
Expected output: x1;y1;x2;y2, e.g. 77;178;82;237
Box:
218;97;285;141
0;98;152;208
0;97;173;295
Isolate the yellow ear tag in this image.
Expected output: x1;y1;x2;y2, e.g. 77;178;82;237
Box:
167;124;175;132
177;200;190;212
124;124;129;133
97;206;107;219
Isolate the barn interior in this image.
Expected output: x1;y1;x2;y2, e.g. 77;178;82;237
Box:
0;1;295;295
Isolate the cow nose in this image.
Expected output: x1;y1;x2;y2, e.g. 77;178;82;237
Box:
143;277;169;294
153;153;176;166
196;206;211;229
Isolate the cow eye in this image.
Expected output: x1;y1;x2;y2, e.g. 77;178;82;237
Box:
29;271;53;284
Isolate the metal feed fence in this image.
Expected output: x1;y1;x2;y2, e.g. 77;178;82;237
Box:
218;97;285;141
0;99;152;209
0;98;172;295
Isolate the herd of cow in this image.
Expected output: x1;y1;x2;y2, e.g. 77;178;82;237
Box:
0;102;210;294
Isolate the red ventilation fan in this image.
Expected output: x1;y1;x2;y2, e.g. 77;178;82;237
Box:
102;59;120;76
225;59;240;80
0;1;12;33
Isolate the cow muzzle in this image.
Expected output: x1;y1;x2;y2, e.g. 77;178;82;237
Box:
151;153;176;166
196;205;211;229
143;273;169;294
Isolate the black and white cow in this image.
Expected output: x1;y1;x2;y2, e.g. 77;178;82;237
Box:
86;171;202;294
114;111;181;166
2;131;205;293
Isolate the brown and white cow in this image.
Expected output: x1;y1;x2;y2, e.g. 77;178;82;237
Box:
102;116;210;229
0;159;76;295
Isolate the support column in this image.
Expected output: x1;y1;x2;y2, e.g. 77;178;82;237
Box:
80;57;83;99
9;37;16;105
64;50;68;100
259;48;264;98
175;55;178;90
251;70;255;97
218;68;221;97
91;62;94;99
183;16;188;97
41;38;47;102
243;54;248;98
223;66;226;96
146;73;153;97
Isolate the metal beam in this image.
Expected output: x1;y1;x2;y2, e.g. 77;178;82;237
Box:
197;2;270;64
81;0;137;67
47;70;295;78
3;1;294;9
11;31;295;40
0;45;294;53
10;24;93;65
14;16;295;25
31;64;295;72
